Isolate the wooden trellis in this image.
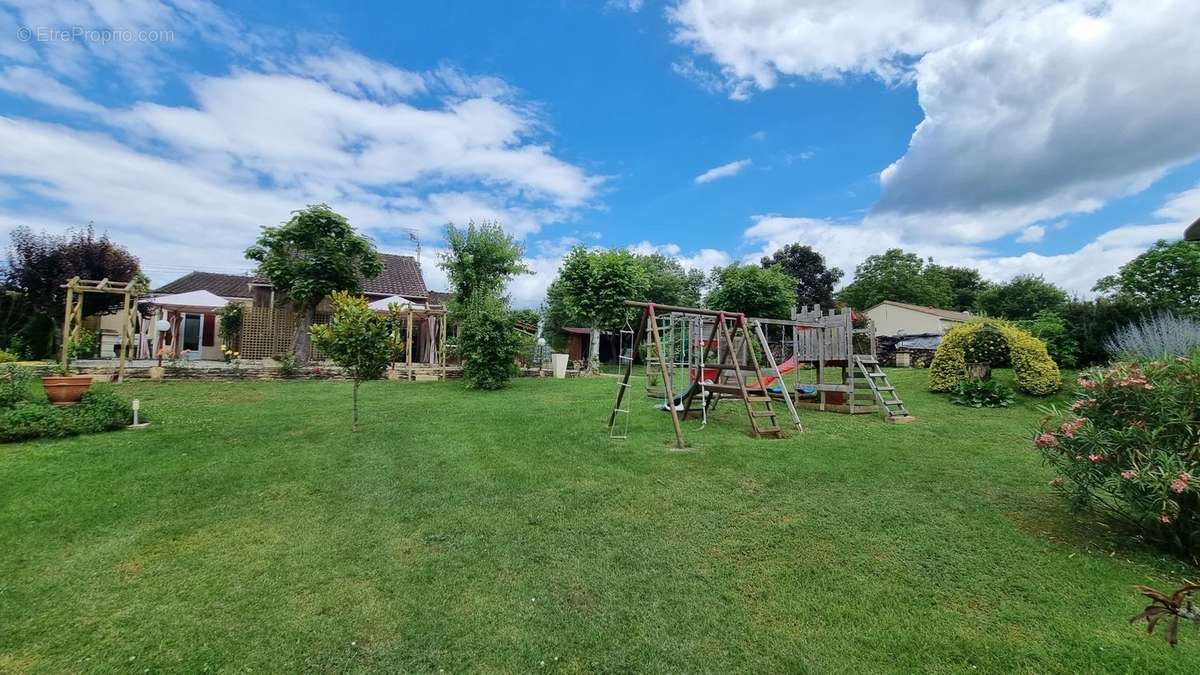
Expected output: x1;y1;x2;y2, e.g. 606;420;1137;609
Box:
61;277;138;382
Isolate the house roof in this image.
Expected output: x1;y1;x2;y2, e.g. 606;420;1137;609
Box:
154;253;428;301
866;300;972;322
428;290;454;305
363;254;428;299
152;271;253;299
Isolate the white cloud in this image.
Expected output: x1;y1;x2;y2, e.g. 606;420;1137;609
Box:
629;240;730;273
669;0;1200;244
668;0;1009;91
694;158;751;184
741;213;1186;297
0;65;104;113
0;51;599;288
1015;225;1045;243
607;0;645;12
749;130;767;142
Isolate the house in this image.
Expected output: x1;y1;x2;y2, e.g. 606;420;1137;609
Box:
97;254;430;361
864;301;972;337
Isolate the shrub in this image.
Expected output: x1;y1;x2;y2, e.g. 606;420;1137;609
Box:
0;402;68;442
0;349;17;363
950;379;1015;408
311;292;391;431
275;351;298;379
67;386;134;433
459;295;521;390
930;319;1060;395
0;363;38;408
1104;312;1200;361
66;329;98;360
0;386;134;443
1036;352;1200;562
1017;310;1079;368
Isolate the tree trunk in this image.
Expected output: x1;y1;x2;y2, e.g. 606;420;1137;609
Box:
588;326;601;375
352;378;360;432
293;304;316;365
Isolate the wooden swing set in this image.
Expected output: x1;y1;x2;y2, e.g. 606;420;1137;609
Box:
607;302;915;449
607;301;801;449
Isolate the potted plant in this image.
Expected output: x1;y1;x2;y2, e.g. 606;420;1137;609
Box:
42;332;95;405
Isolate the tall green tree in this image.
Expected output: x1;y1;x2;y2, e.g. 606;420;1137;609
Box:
246;205;382;365
4;225;143;357
440;221;531;306
975;274;1068;321
1094;239;1200;315
636;253;705;307
928;264;991;312
836;249;952;310
311;292;392;431
437;221;530;389
545;247;649;373
705;264;796;319
760;243;843;308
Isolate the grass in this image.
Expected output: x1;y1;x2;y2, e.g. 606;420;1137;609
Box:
1;369;1197;672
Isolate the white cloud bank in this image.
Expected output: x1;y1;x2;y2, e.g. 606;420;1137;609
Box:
0;2;601;299
668;0;1199;297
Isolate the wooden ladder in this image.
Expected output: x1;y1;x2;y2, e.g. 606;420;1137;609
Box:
752;321;802;432
854;356;914;422
719;315;783;438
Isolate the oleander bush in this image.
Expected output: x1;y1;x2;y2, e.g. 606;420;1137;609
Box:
1036;351;1200;562
930;319;1060;395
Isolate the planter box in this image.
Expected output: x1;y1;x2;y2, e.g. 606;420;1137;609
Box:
41;375;93;405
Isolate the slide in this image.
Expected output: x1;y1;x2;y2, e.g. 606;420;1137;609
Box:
754;355;797;390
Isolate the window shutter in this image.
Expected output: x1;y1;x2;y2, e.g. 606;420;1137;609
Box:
202;313;216;347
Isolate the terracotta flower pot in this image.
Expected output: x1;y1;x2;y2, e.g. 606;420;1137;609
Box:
42;375;93;406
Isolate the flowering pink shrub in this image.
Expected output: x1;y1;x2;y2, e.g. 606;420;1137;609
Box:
1036;352;1200;562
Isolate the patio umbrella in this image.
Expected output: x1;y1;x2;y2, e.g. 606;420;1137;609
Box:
1186;216;1200;241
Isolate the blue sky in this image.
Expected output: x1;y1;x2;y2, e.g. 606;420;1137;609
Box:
0;0;1197;306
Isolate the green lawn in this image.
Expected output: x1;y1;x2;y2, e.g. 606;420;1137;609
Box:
2;370;1197;672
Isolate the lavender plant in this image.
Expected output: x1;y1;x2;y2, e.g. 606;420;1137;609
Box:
1105;312;1200;361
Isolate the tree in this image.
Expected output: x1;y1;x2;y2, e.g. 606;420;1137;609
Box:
837;249;952;310
1016;310;1079;368
458;295;523;390
928;264;990;312
1094;240;1200;315
310;292;392;431
1059;296;1152;367
760;243;843;308
636;253;705;307
440;221;531;306
510;308;540;329
3;225;142;357
437;221;530;389
975;274;1068;321
245;205;382;365
546;247;649;373
704;264;796;319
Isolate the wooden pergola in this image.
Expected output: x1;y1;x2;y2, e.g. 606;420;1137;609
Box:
61;276;138;382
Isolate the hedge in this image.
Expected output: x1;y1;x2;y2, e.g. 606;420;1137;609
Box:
929;319;1061;395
